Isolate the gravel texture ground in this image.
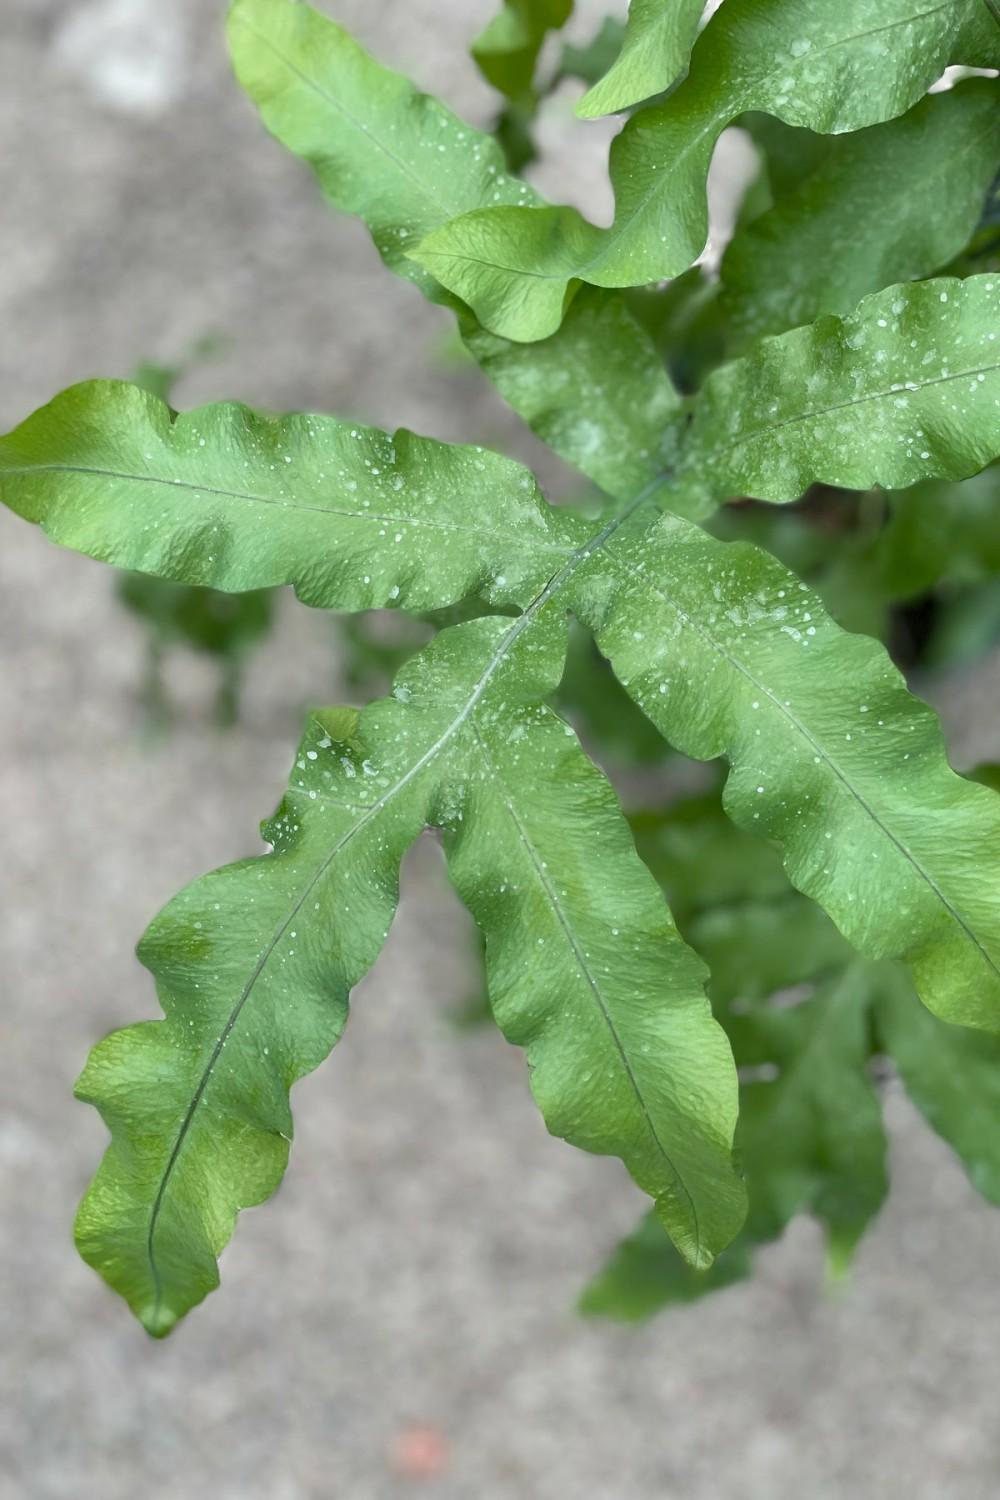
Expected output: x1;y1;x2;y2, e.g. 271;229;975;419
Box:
3;4;1000;1497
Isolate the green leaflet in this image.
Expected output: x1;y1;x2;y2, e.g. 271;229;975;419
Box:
576;0;706;119
227;0;534;303
721;80;1000;348
75;607;745;1332
229;0;682;503
875;967;1000;1206
576;509;1000;1031
412;0;1000;340
472;0;573;101
673;277;1000;516
0;380;584;613
75;702;422;1335
584;964;889;1319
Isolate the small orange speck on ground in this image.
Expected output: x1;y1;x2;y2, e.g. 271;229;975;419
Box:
390;1423;449;1480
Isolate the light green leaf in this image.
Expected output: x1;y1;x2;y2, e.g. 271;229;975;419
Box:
76;607;744;1332
473;0;573;101
440;619;746;1270
721;80;1000;347
75;701;427;1335
577;509;1000;1030
0;380;584;614
577;0;706;119
413;0;1000;339
228;0;536;303
875;965;1000;1205
11;376;1000;1038
672;276;1000;516
229;0;681;501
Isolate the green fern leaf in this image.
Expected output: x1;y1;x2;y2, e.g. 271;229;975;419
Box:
411;0;999;340
75;702;422;1335
576;0;706;119
8;379;1000;1037
0;380;583;612
74;607;745;1332
721;80;1000;348
228;0;682;502
673;276;1000;516
577;510;1000;1030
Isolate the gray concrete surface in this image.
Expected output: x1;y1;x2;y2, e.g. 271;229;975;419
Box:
3;3;1000;1498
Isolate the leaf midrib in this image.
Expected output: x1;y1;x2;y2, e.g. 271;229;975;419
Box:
4;462;574;553
584;0;962;275
143;480;660;1323
605;547;1000;993
421;0;966;291
692;354;1000;471
470;720;703;1257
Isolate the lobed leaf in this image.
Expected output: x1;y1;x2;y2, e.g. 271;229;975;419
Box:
0;379;583;613
576;0;706;119
440;615;746;1268
413;0;1000;339
575;510;1000;1031
74;597;745;1330
721;79;1000;348
76;702;429;1334
672;276;1000;516
229;0;682;503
